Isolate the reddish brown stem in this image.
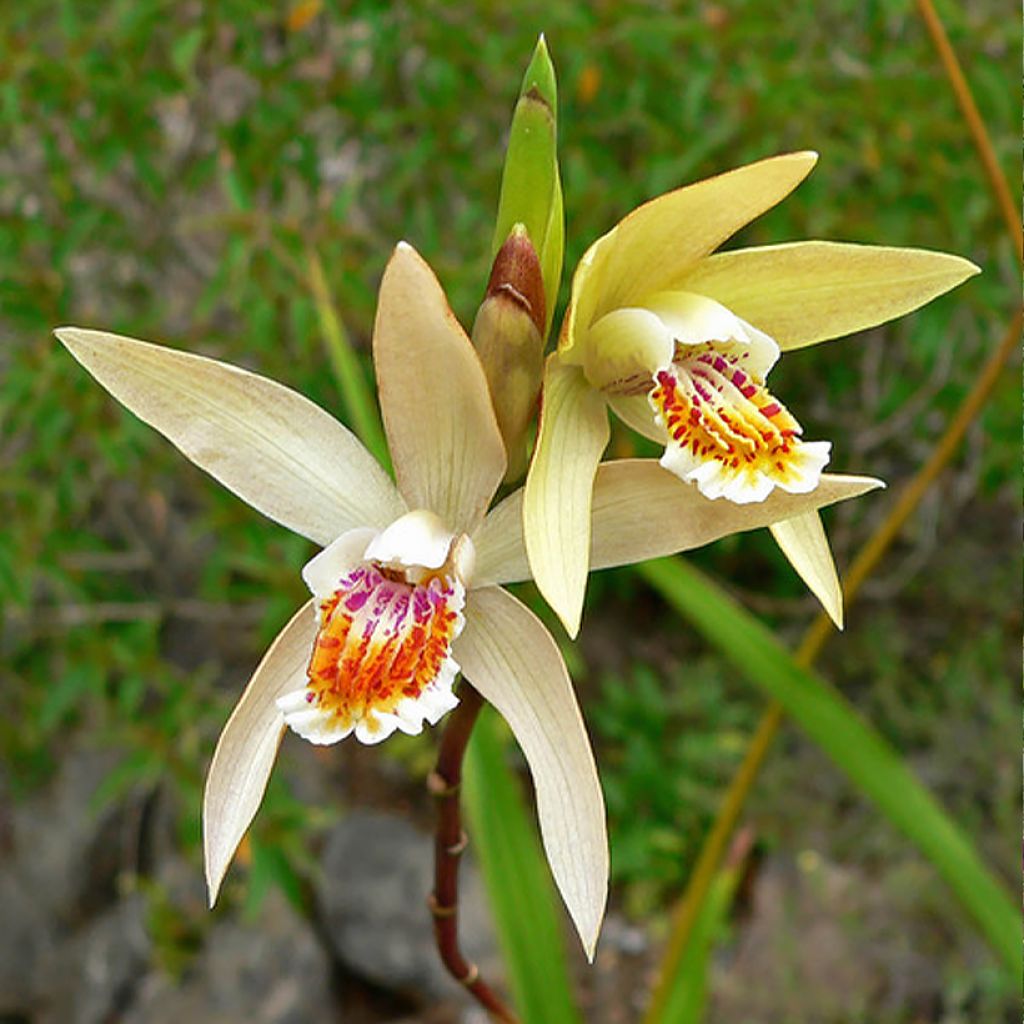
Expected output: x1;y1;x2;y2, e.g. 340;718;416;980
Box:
429;682;519;1023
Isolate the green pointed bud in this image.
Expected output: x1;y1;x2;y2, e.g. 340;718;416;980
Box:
492;35;563;334
472;225;546;481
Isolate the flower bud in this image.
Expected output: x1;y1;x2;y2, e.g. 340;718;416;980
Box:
472;225;546;480
492;35;563;334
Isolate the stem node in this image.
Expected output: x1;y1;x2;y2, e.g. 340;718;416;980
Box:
429;681;520;1023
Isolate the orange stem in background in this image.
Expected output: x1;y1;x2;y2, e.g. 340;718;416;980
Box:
644;1;1019;1001
642;306;1020;1024
914;0;1022;265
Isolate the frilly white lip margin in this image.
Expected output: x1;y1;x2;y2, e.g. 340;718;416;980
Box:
277;510;475;745
639;290;781;377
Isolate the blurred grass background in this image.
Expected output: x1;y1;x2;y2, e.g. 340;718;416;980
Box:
0;1;1017;1020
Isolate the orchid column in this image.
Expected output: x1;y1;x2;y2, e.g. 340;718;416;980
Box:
523;152;978;636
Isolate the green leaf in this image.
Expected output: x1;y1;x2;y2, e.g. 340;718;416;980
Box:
657;850;743;1024
305;249;391;473
638;557;1019;974
171;26;205;81
244;836;305;917
492;36;564;332
464;707;582;1024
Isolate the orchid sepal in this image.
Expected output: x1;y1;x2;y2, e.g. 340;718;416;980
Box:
527;151;976;627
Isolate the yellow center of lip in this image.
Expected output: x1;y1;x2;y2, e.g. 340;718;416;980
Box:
650;350;805;483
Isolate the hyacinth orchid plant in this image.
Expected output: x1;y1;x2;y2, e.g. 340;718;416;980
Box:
53;32;992;1017
524;151;978;636
57;235;884;957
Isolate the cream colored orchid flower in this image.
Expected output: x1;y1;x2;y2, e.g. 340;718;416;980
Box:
56;242;881;957
525;151;979;635
56;243;605;957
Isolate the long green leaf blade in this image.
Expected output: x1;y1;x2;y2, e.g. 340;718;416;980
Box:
464;706;582;1024
638;557;1018;973
658;847;744;1024
306;248;391;473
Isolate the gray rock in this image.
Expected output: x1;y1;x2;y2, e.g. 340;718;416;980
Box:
0;748;144;1014
316;811;500;1000
36;895;150;1024
0;866;55;1013
11;748;132;925
124;890;335;1024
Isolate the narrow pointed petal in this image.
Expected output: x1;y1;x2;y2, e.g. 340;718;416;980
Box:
55;328;403;545
587;460;883;572
561;152;818;359
770;511;844;628
455;586;608;959
523;357;610;636
678;241;980;350
477;463;882;585
203;601;316;905
373;243;506;534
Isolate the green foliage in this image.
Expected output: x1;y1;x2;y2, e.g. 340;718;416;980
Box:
464;708;581;1024
492;35;564;331
590;662;755;917
639;556;1019;974
0;1;1016;1017
655;852;744;1024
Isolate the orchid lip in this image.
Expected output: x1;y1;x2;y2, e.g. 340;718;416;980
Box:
278;512;475;746
649;352;830;503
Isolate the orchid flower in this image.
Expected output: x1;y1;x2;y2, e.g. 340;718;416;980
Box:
524;151;979;635
58;242;880;956
56;244;607;956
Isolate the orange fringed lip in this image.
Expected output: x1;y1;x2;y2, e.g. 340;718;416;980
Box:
305;564;463;736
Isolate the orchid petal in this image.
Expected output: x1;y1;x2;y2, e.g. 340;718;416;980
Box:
373;243;506;534
770;511;844;628
642;291;750;346
363;509;455;571
302;528;377;600
523;357;610;637
587;461;883;572
561;152;818;359
473;489;529;587
56;328;403;545
678;241;980;350
203;601;316;905
583;307;674;392
455;586;608;959
281;562;465;747
479;463;881;585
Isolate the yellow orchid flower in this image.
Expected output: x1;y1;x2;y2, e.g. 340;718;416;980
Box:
525;151;979;636
56;241;881;957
